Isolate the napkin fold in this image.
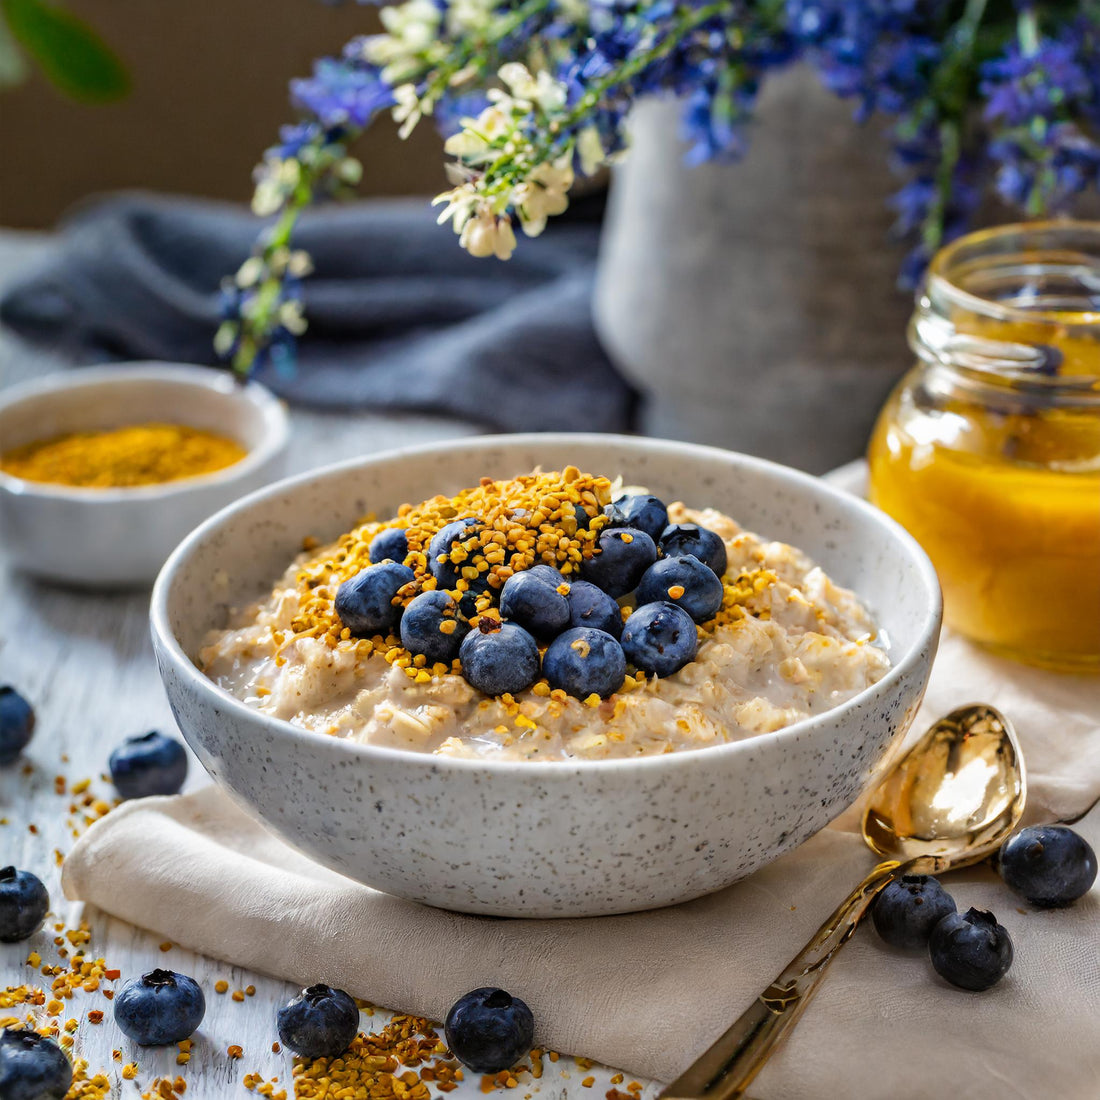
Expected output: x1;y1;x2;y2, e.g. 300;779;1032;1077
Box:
62;630;1100;1098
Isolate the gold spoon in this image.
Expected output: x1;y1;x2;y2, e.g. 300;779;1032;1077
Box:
661;703;1026;1100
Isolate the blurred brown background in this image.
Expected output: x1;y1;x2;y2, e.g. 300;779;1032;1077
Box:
0;0;444;228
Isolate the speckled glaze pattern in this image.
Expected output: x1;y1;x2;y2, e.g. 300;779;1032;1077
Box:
151;435;941;918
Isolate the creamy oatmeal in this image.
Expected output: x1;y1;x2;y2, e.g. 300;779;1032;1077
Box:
200;469;889;761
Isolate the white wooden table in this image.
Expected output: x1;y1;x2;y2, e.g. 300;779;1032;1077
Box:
0;231;661;1099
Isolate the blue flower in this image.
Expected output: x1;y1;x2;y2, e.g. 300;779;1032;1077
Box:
290;57;393;129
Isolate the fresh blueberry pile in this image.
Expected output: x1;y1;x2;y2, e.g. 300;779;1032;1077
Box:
113;969;206;1045
335;491;730;700
444;987;535;1074
277;984;360;1059
869;823;1095;992
0;1029;72;1100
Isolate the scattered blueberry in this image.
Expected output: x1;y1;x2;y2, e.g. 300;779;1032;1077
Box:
459;623;540;696
0;1029;72;1100
113;969;206;1046
604;494;669;543
277;983;360;1060
428;518;483;590
0;867;49;943
871;875;957;951
621;602;698;677
444;987;535;1074
659;523;728;578
369;527;409;565
499;570;570;641
335;562;415;637
566;580;623;638
543;628;626;700
997;825;1097;908
109;731;188;800
928;908;1013;991
580;527;657;598
0;685;35;767
400;591;470;664
635;555;723;624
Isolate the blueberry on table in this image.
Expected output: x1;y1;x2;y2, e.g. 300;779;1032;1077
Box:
997;825;1097;908
277;983;360;1060
0;1029;72;1100
499;569;570;641
659;523;728;579
335;562;415;637
369;527;409;565
635;555;724;624
580;527;657;598
0;866;49;943
109;731;188;800
113;969;205;1045
928;908;1013;991
459;623;540;696
444;987;535;1074
543;628;627;700
566;580;623;639
603;494;669;543
400;590;470;664
0;685;36;767
428;518;483;589
871;875;957;950
621;602;698;678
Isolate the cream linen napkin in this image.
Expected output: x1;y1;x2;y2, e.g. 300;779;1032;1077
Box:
62;630;1100;1099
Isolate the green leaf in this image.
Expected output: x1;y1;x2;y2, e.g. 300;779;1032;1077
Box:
1;0;128;101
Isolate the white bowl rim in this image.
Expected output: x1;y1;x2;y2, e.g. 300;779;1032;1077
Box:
150;433;942;777
0;363;289;501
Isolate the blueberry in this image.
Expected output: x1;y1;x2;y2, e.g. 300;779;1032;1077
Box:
543;628;627;700
0;1030;72;1100
400;591;470;664
871;875;957;950
114;969;205;1045
580;527;657;598
444;987;534;1074
109;731;188;800
635;555;724;624
369;527;409;565
0;867;49;943
335;562;415;637
428;518;484;590
566;580;623;639
621;602;698;677
277;983;360;1060
499;570;570;641
0;685;35;767
659;523;728;578
997;825;1097;908
929;908;1013;991
459;623;540;696
604;494;669;543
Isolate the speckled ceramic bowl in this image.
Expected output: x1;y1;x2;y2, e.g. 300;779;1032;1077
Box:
151;435;941;918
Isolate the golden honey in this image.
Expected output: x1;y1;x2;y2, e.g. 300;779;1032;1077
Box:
868;223;1100;671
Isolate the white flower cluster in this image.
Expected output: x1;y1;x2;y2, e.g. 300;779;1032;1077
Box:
432;63;608;259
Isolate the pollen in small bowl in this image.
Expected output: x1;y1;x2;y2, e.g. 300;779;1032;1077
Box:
0;364;289;587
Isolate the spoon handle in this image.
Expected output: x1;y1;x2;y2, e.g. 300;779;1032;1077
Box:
660;856;934;1100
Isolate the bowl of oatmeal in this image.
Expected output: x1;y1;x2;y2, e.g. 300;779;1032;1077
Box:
151;435;941;917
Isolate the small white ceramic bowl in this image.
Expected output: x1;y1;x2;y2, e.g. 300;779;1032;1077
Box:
152;435;941;918
0;364;289;587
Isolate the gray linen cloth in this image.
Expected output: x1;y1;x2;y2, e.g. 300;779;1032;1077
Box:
0;193;633;432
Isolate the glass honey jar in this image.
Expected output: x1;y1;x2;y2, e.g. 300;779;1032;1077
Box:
868;222;1100;672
